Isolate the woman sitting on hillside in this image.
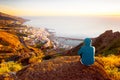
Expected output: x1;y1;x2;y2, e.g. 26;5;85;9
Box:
78;38;95;66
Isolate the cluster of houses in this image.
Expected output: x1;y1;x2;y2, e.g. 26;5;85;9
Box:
19;26;73;51
19;26;53;48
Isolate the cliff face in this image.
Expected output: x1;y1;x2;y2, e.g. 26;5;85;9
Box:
66;30;120;56
16;56;110;80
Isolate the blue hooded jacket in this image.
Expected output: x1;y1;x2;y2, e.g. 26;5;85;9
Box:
78;38;95;66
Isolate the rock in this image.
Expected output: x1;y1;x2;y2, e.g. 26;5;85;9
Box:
16;56;110;80
0;73;16;80
93;30;120;55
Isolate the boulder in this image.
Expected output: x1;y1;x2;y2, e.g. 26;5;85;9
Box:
17;56;110;80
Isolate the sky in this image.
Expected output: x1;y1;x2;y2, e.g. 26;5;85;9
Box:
0;0;120;16
0;0;120;38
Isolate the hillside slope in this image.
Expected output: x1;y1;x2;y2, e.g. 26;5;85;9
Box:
66;30;120;56
0;31;24;51
0;31;30;62
93;30;120;55
0;12;44;64
17;56;110;80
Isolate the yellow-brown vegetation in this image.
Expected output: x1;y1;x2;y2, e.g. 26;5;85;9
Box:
0;60;22;80
0;60;22;74
28;46;44;64
96;55;120;80
0;31;23;52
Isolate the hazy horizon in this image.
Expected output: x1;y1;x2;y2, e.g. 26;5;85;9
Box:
23;16;120;38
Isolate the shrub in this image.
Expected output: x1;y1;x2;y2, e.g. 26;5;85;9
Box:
102;38;120;56
29;56;42;63
0;61;22;74
96;55;120;80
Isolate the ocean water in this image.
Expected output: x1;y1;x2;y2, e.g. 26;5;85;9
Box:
23;16;120;38
56;38;83;47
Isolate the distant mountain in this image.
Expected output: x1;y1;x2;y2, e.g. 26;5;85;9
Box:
0;12;27;24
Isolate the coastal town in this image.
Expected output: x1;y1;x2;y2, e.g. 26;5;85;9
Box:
0;12;81;53
18;25;82;51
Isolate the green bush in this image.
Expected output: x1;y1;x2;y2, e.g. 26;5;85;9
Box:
102;38;120;56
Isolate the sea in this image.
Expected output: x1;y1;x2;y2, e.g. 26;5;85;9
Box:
23;16;120;46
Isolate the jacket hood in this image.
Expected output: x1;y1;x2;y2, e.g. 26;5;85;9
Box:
84;38;92;46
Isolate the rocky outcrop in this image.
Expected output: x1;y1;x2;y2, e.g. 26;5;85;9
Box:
16;56;110;80
0;73;16;80
66;30;120;56
93;30;120;55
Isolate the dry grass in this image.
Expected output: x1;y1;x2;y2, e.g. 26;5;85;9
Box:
0;31;23;50
96;55;120;80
